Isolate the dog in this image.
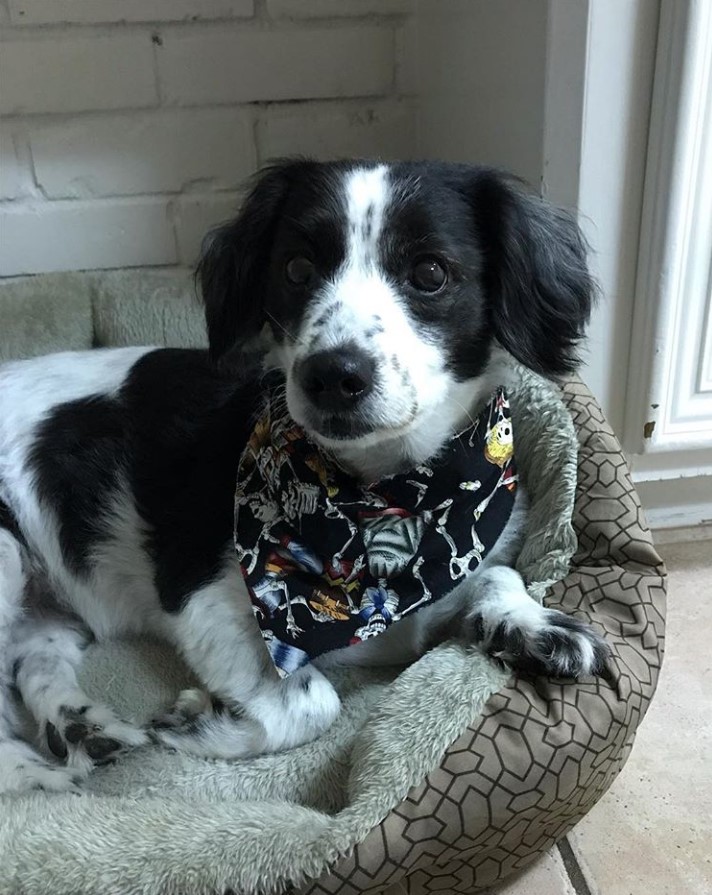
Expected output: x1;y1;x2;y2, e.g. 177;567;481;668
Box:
0;159;609;795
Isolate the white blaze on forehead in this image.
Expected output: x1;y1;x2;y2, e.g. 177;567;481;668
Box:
295;162;401;352
343;164;390;270
296;162;437;371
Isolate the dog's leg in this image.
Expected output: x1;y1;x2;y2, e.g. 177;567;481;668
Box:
412;489;608;677
454;565;610;677
322;567;609;678
153;555;340;759
13;616;149;775
349;562;609;677
0;529;81;794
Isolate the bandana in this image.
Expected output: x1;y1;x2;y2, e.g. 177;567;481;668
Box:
234;384;517;676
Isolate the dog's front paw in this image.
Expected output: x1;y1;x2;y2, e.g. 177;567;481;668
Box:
474;607;610;677
44;703;148;772
466;567;610;678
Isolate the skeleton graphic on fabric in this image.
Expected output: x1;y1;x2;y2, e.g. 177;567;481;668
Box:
234;382;518;675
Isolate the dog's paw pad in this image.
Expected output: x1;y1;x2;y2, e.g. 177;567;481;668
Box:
83;735;124;762
45;720;68;760
44;704;148;768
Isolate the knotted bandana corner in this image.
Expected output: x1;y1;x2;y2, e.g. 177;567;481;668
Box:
234;385;517;676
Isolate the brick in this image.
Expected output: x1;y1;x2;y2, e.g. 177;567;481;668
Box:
30;109;255;199
173;192;243;265
267;0;412;17
8;0;253;24
0;199;177;276
0;36;158;115
0;130;35;199
259;102;416;161
158;26;394;106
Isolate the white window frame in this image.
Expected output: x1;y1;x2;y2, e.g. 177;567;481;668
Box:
625;0;712;468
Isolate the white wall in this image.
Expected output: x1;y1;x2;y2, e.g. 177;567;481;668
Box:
0;0;417;276
415;0;550;190
0;0;566;281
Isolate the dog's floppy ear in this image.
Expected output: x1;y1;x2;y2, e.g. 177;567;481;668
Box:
470;170;595;375
197;160;302;365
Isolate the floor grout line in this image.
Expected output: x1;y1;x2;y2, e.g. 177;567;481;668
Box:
558;837;593;895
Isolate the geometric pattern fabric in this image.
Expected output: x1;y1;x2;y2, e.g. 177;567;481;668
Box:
294;377;667;895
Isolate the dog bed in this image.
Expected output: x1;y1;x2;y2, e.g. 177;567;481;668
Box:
0;271;667;895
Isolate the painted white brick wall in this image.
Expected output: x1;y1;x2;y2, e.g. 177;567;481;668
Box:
0;131;33;200
157;27;395;106
266;1;412;18
0;199;177;274
30;110;256;197
258;102;416;164
0;0;417;277
0;36;160;115
6;1;255;25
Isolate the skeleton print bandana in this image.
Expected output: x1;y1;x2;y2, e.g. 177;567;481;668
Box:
234;384;517;676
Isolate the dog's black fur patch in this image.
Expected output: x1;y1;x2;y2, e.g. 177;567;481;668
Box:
30;394;128;577
30;349;261;610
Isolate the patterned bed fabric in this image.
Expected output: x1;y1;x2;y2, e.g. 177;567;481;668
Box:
295;377;667;895
235;383;517;675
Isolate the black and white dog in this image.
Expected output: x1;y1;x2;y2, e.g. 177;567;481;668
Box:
0;160;608;795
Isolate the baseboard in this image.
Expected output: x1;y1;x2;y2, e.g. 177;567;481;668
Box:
653;522;712;545
635;473;712;533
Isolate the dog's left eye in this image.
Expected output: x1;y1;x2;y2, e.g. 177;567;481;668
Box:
410;256;447;293
285;256;315;286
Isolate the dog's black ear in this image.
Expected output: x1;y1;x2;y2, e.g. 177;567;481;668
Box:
197;160;303;365
470;170;595;375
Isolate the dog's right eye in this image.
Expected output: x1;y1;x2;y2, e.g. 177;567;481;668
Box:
285;256;315;286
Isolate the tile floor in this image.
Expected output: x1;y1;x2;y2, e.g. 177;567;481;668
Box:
484;538;712;895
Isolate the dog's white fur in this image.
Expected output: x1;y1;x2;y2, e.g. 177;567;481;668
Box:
0;163;606;793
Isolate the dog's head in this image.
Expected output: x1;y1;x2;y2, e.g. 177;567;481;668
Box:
198;160;593;470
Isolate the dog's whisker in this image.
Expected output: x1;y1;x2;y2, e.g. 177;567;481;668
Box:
445;397;480;461
448;397;478;432
265;311;308;349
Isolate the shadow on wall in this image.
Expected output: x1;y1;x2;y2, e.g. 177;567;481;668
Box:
0;0;419;277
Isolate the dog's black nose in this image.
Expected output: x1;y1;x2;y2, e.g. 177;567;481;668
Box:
298;345;375;413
